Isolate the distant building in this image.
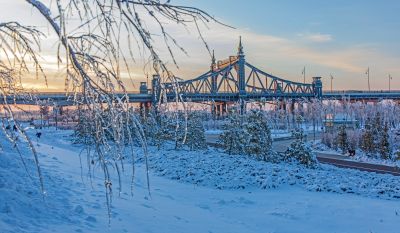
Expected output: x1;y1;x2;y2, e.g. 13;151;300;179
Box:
323;113;358;132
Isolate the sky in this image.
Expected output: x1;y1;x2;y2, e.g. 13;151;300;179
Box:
1;0;400;91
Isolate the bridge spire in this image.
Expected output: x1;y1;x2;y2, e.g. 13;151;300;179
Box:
211;49;216;71
238;36;244;56
237;36;246;114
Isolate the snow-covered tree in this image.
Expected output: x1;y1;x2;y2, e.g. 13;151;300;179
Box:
242;109;272;161
182;112;207;151
379;122;391;160
284;128;317;167
219;114;245;155
321;132;335;149
336;125;348;154
361;117;375;154
347;130;361;152
142;111;172;150
1;0;219;218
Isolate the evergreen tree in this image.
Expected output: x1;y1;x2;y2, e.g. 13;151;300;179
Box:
148;112;169;149
361;117;375;154
379;122;391;160
336;125;348;154
219;114;245;155
284;128;317;167
184;112;207;150
242;110;272;161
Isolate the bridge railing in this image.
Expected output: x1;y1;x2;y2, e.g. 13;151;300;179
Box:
324;90;400;94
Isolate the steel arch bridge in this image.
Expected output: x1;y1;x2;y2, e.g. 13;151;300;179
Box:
154;38;322;105
3;38;400;107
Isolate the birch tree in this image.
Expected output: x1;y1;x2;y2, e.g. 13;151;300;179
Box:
1;0;219;219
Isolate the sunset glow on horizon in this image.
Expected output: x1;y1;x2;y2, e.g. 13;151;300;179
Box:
1;0;400;92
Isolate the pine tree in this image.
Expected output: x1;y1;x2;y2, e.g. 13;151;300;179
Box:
242;110;272;161
336;125;348;154
379;122;391;160
184;112;207;150
284;128;317;167
361;117;375;155
219;114;245;155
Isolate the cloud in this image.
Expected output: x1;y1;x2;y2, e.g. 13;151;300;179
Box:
155;23;400;90
2;1;398;91
300;33;334;43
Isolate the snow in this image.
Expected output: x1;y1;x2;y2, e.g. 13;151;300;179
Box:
1;128;400;233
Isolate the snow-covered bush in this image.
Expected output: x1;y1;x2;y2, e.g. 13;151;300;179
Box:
284;128;317;168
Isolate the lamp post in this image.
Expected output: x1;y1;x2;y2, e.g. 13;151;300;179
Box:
366;67;370;91
330;74;334;92
389;74;393;91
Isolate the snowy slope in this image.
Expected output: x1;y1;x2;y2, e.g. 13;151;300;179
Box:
1;128;400;233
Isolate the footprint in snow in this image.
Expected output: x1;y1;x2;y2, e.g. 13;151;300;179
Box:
268;210;298;220
216;199;227;205
85;216;97;223
174;216;189;223
196;204;210;210
74;205;85;215
160;194;175;200
141;203;156;210
91;203;101;209
238;197;255;205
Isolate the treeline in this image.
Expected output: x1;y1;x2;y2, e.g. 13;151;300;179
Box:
74;108;317;167
322;112;399;160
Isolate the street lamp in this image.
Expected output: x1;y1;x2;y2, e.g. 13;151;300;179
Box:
330;74;334;92
365;67;370;91
389;74;393;91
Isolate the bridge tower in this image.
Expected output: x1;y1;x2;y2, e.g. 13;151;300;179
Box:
238;36;247;114
312;77;323;99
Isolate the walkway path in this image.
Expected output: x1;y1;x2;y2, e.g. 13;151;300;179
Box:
205;132;400;176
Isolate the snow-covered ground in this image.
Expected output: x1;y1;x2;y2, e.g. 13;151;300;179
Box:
1;128;400;233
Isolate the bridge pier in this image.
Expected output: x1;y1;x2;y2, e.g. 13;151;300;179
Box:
140;102;152;117
212;102;228;118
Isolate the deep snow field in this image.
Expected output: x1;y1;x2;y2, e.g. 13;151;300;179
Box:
1;128;400;233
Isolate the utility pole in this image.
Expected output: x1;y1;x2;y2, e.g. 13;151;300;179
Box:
389;74;393;91
330;74;334;92
365;67;370;91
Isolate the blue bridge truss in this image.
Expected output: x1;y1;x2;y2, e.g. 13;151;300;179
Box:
2;38;400;106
